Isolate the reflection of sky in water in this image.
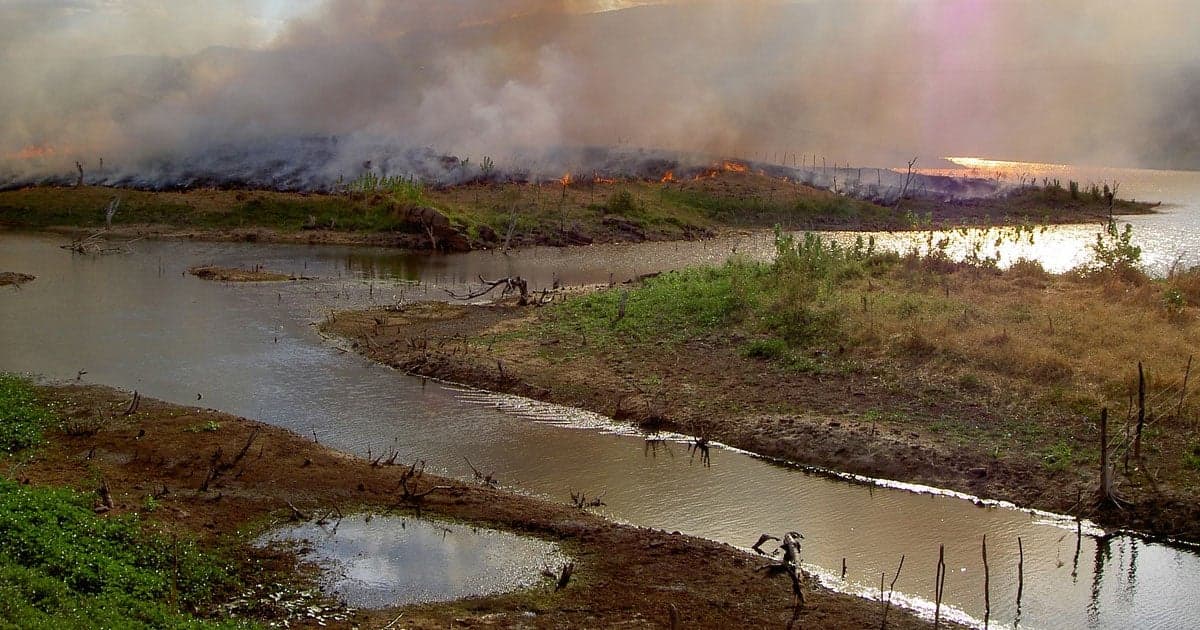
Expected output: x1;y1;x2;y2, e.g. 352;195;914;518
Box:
258;516;566;608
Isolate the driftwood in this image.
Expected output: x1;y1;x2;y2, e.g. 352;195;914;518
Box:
445;275;530;305
95;477;114;513
122;390;141;416
464;457;499;488
756;531;806;606
569;489;606;509
398;460;452;503
61;232;139;255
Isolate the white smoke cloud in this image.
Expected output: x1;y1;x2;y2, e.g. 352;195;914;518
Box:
3;0;1200;190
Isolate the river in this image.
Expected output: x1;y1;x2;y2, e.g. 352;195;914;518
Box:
3;163;1200;629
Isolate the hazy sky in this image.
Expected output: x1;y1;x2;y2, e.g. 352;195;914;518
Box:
3;0;1199;178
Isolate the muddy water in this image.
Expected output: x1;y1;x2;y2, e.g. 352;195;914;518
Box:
257;515;566;608
2;213;1200;628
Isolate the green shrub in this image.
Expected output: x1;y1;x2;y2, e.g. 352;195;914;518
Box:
1088;218;1142;275
0;374;53;453
607;190;640;217
740;338;789;360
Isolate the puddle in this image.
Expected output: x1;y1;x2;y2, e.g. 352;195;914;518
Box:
257;515;568;608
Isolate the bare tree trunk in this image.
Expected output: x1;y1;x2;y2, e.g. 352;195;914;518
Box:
1134;362;1146;464
893;157;918;212
1100;407;1113;502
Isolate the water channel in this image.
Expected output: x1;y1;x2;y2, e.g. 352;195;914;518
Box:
3;164;1200;629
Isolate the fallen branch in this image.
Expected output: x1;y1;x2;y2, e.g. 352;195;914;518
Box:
445;275;529;305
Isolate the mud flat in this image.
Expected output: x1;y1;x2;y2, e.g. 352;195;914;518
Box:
187;265;297;282
2;382;946;629
0;271;35;286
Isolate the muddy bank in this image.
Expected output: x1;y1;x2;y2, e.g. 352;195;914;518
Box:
0;271;35;286
187;265;298;282
3;383;945;629
322;302;1200;545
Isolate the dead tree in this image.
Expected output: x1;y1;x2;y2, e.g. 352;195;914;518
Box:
893;156;918;212
445;275;530;305
75;161;84;187
104;197;121;229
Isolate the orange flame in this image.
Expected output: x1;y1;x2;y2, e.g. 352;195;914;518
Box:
592;175;616;184
9;144;56;160
722;161;748;173
558;172;573;186
660;170;676;183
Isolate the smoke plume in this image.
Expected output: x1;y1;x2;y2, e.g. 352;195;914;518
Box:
3;0;1199;191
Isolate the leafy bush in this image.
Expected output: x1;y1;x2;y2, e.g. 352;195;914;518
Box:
1087;218;1142;276
0;374;53;453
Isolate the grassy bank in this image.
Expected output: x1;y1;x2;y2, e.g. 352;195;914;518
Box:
324;221;1200;541
0;170;1155;251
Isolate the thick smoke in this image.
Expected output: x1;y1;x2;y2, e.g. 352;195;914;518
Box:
3;0;1199;191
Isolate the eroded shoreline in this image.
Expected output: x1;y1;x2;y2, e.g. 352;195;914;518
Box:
2;382;945;629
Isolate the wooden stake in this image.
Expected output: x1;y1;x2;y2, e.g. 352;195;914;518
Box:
1100;407;1112;502
1134;362;1146;463
934;544;945;628
1179;354;1193;420
1016;537;1025;614
982;535;990;627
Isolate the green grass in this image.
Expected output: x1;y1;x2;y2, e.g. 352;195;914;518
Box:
0;374;53;454
0;478;250;629
661;187;897;227
0;376;252;628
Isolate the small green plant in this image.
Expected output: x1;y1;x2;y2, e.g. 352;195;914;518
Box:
740;338;789;360
0;374;53;453
1087;218;1141;275
185;420;220;433
957;373;984;390
1185;442;1200;471
1163;286;1187;314
1043;440;1074;472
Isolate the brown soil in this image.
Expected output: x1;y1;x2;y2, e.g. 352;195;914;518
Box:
322;302;1200;544
4;383;948;629
0;271;35;286
187;265;297;282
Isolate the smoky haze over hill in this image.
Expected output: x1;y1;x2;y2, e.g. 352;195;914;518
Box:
3;0;1200;189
